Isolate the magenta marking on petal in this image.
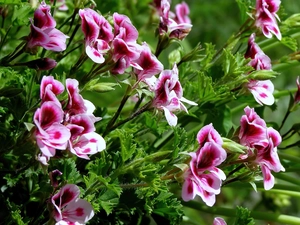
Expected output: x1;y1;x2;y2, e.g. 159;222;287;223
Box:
259;92;268;98
54;131;62;139
60;188;75;205
83;148;91;153
76;207;84;216
90;138;97;143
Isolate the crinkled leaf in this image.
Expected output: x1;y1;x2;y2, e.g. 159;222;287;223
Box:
234;206;255;225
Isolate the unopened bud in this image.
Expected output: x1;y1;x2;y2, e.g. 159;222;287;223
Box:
222;138;247;154
294;76;300;104
26;58;57;70
248;70;278;80
87;82;118;93
49;169;63;188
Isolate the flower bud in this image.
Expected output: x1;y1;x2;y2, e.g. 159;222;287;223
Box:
248;70;278;80
294;76;300;104
26;58;57;70
222;137;247;154
49;169;63;188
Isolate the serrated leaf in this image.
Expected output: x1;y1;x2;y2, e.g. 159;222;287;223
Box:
235;0;252;22
283;13;300;27
111;129;137;162
280;36;298;52
12;4;34;26
200;43;216;71
234;206;255;225
198;72;215;100
222;49;252;77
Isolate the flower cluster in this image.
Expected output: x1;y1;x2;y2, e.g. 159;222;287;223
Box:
154;0;192;39
33;76;106;165
245;33;275;105
182;124;227;206
51;184;94;225
255;0;281;40
238;106;285;190
79;9;146;75
26;1;68;52
151;64;197;126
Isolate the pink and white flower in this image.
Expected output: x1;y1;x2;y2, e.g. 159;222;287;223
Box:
239;106;285;190
34;76;106;163
34;101;71;158
182;124;227;206
26;1;68;52
157;0;192;39
133;42;164;81
255;0;282;40
51;184;94;224
40;75;64;105
245;33;275;105
110;13;142;74
79;8;113;64
239;106;268;148
152;64;197;126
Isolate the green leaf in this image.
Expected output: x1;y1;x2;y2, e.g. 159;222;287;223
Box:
222;49;252;78
12;4;34;26
0;0;22;4
110;129;137;163
235;0;252;22
197;71;215;100
200;43;216;71
234;206;255;225
283;13;300;27
280;36;298;52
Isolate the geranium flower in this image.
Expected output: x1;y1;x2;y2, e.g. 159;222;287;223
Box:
110;13;142;74
255;0;281;40
239;106;285;190
245;33;275;105
34;101;71;158
182;124;227;206
152;64;197;126
157;0;192;39
133;42;163;81
26;1;68;52
40;75;64;105
79;8;113;63
51;184;94;224
239;106;268;148
67;114;106;159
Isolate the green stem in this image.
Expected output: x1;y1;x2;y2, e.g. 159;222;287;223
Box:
67;24;80;48
273;173;300;186
278;108;291;131
102;86;132;137
0;25;11;52
278;152;300;162
108;101;152;134
226;182;300;192
182;201;300;224
257;188;300;198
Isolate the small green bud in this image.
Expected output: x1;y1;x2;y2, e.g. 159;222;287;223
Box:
87;83;118;93
169;48;182;66
222;137;247;154
248;70;278;80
